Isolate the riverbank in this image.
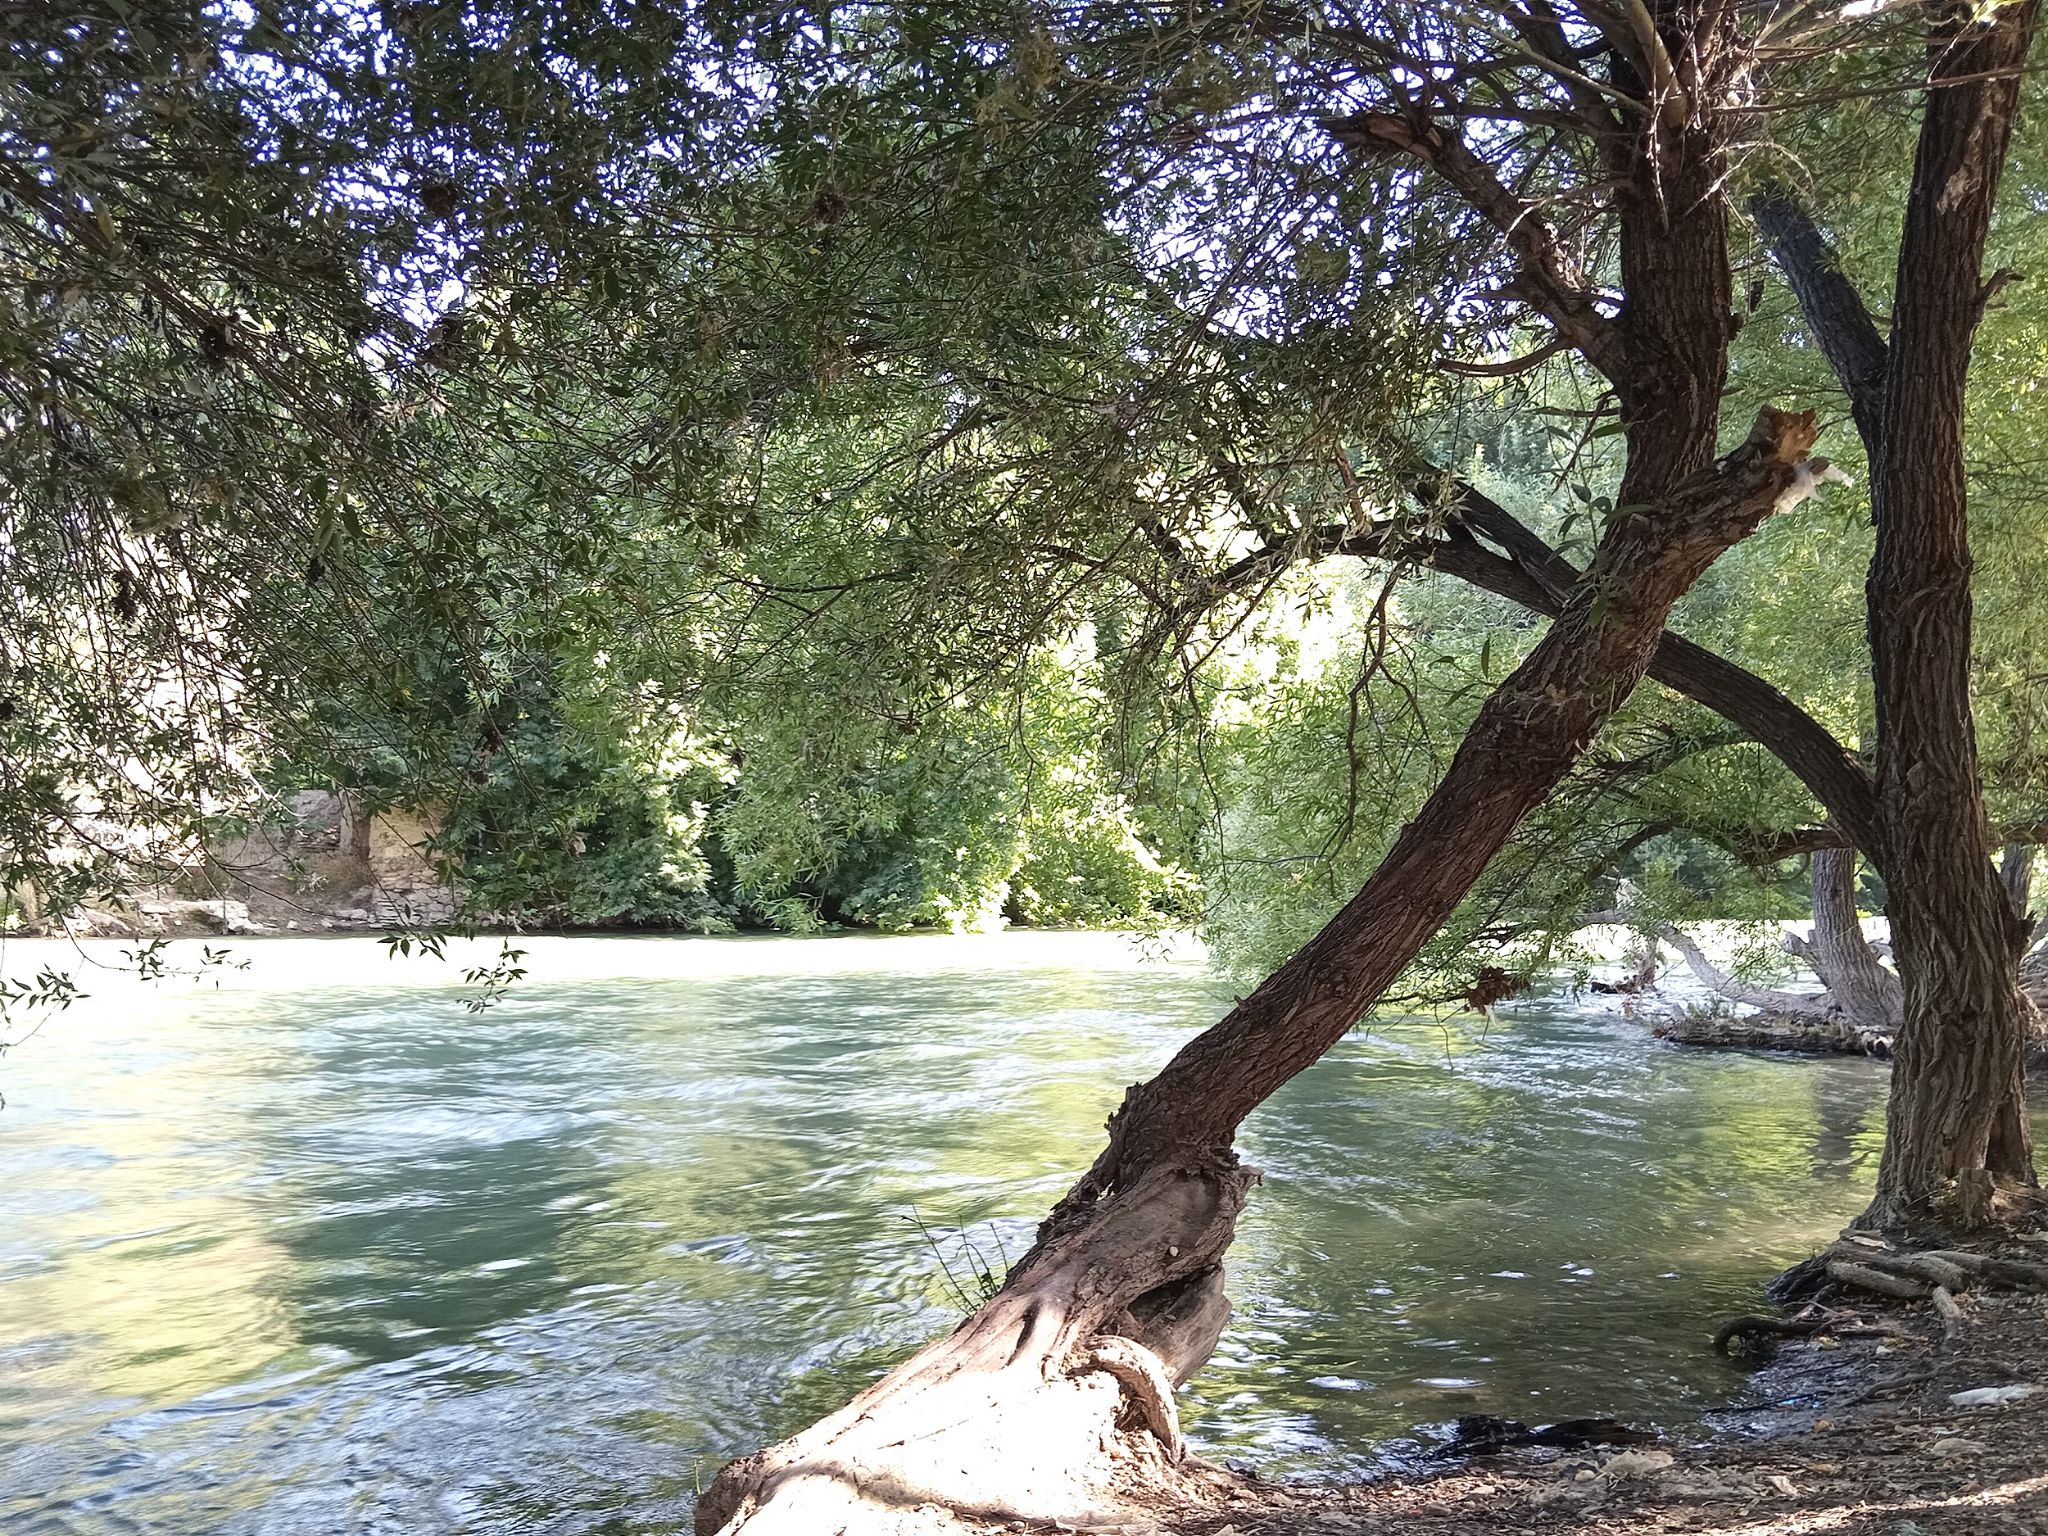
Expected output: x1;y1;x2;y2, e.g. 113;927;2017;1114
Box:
0;925;1208;993
1169;1289;2048;1536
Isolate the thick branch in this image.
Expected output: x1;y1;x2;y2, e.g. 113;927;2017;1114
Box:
1750;819;2048;863
1422;478;1884;858
1506;0;1628;138
1750;188;1890;448
1183;472;1883;859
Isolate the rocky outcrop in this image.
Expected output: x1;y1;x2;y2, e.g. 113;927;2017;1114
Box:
45;792;463;939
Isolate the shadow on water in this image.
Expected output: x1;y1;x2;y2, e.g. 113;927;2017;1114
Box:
0;939;1927;1534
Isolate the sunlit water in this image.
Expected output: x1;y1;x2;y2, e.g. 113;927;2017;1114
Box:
2;933;1912;1534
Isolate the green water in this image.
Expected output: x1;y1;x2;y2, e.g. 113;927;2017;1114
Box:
2;934;1898;1534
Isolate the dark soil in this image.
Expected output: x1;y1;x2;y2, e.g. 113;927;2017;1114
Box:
1165;1288;2048;1536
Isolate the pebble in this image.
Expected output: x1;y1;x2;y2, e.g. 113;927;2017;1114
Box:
1599;1449;1675;1480
1947;1384;2036;1407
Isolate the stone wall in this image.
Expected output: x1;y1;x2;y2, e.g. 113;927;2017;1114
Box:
362;803;458;925
192;792;459;930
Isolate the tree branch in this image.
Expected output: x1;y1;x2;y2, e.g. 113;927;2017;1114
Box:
1326;110;1627;380
1582;908;1830;1016
1749;187;1890;449
1154;466;1885;861
1421;475;1885;856
1753;819;2048;862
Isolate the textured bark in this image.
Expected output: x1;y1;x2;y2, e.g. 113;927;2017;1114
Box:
1749;191;1890;448
694;1163;1252;1536
1611;112;1733;505
2001;843;2035;922
698;412;1831;1535
1785;847;1904;1031
1861;0;2042;1231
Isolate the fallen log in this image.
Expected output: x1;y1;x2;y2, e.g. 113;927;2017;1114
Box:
1655;1008;1891;1058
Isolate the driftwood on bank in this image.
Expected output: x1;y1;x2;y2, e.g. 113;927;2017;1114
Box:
1716;1237;2048;1358
1655;1008;1892;1058
1651;974;2048;1062
1814;1241;2048;1316
1599;842;2048;1062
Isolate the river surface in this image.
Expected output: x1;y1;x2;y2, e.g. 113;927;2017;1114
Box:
2;932;1905;1534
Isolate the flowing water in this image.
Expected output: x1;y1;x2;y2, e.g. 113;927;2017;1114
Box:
3;932;1906;1534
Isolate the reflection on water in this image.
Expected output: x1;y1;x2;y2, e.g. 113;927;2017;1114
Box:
2;935;1903;1534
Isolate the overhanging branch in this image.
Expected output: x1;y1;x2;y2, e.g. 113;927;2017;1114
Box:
1153;461;1885;860
1326;109;1626;382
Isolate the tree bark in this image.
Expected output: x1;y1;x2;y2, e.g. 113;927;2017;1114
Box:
2000;842;2035;922
1786;846;1903;1031
1860;0;2041;1231
1748;190;1890;448
697;410;1830;1536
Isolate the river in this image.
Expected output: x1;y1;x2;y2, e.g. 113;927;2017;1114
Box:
2;932;1899;1534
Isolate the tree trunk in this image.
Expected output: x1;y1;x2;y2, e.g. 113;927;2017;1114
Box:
1860;1;2041;1232
1785;846;1902;1032
1596;849;1900;1056
696;409;1829;1536
2000;843;2034;923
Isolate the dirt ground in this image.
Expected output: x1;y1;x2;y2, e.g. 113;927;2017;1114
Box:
1167;1290;2048;1536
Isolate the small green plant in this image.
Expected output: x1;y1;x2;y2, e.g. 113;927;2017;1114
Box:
901;1208;1012;1314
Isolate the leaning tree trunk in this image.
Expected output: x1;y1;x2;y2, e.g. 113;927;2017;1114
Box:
696;410;1830;1536
1859;1;2042;1233
1784;846;1902;1032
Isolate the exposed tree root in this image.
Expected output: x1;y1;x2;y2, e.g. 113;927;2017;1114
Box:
1711;1303;1906;1357
1930;1283;1965;1339
1827;1258;1933;1301
1712;1308;1833;1356
1720;1233;2048;1362
1823;1241;2048;1298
